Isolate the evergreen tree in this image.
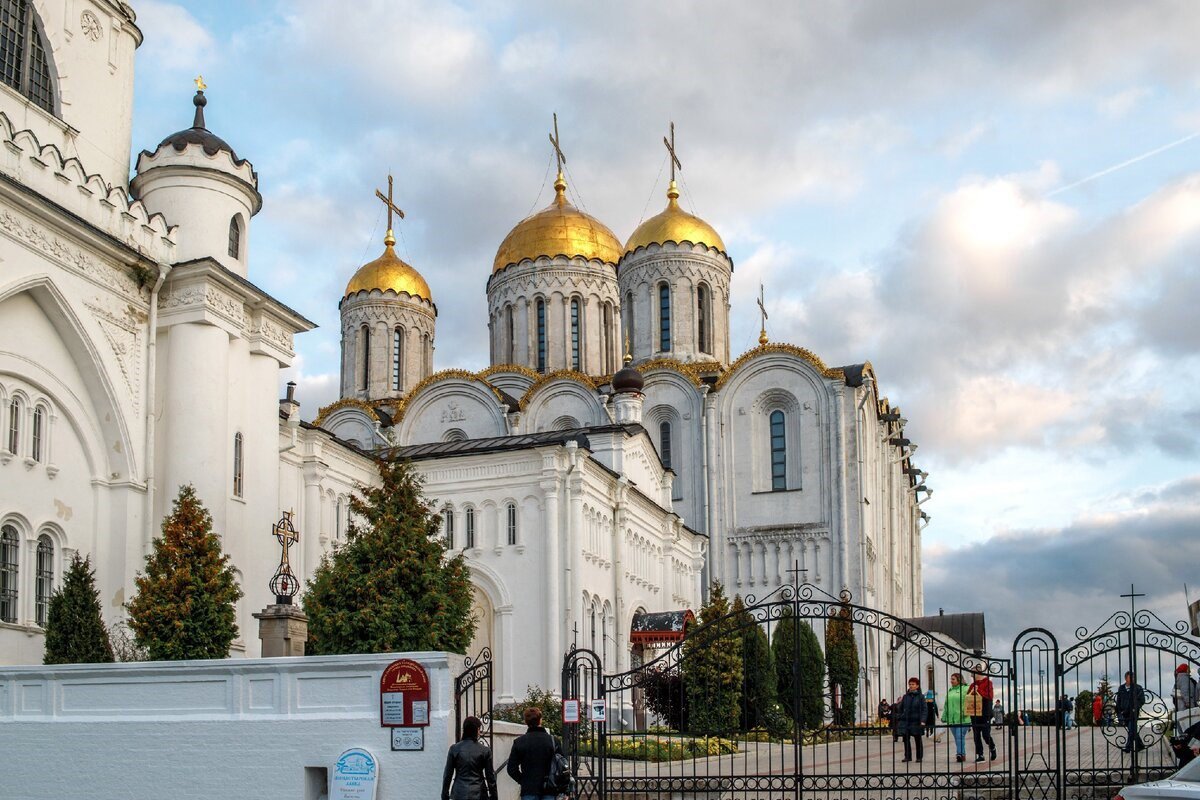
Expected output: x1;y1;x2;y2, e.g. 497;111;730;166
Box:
303;460;475;655
772;606;825;729
43;554;114;664
682;581;742;735
825;602;860;726
733;595;777;730
127;485;243;660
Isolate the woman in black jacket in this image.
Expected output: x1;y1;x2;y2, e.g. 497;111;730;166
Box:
896;677;926;763
442;716;497;800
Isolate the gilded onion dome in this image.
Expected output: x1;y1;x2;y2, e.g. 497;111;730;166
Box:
345;230;432;301
493;172;622;274
624;180;726;256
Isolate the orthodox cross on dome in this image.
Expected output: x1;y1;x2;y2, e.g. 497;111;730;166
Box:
757;283;769;345
194;74;206;92
375;174;405;245
549;112;568;175
663;121;682;183
268;510;300;605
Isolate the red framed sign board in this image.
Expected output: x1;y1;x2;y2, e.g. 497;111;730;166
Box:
379;658;430;728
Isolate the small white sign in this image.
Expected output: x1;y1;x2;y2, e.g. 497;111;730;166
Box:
381;692;405;725
391;727;424;751
562;699;581;724
331;747;378;800
410;700;429;725
590;698;606;723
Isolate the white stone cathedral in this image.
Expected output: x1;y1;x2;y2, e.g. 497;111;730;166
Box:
0;1;924;703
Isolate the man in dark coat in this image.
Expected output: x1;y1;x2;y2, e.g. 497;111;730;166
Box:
506;706;560;800
1116;671;1147;753
896;678;926;763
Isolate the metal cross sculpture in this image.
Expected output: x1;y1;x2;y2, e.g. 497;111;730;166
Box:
664;121;682;182
757;283;770;345
549;112;567;174
269;510;300;604
375;174;405;233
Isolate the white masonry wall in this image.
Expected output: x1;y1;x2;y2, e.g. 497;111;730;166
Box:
0;652;459;800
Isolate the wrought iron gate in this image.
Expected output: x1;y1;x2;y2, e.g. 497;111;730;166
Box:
562;585;1200;800
454;648;494;752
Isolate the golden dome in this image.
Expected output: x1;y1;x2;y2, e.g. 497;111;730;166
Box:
492;173;622;274
624;181;726;256
344;230;432;301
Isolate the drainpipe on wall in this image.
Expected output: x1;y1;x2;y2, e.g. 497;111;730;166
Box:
143;262;170;555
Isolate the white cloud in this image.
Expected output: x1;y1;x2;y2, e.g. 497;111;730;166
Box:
1097;87;1152;118
135;1;215;74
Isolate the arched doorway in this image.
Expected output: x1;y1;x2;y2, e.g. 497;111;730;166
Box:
467;584;494;660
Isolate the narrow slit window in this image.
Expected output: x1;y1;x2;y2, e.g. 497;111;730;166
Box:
697;284;711;354
659;421;673;469
625;291;634;354
465;508;475;549
444;508;455;549
7;397;19;454
31;405;43;462
360;324;370;390
658;283;671;352
570;298;581;371
506;502;518;546
336;498;344;541
232;433;244;497
536;299;547;373
227;216;241;259
0;524;17;623
505;305;515;363
770;410;787;491
602;304;612;373
392;327;404;392
35;534;52;626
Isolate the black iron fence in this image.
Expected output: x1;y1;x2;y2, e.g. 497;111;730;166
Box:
559;584;1200;800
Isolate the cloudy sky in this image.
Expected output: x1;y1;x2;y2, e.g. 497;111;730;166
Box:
129;1;1200;651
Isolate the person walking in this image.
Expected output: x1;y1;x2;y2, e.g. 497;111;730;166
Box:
992;700;1004;727
924;689;939;737
969;670;997;763
1058;694;1074;730
1175;664;1198;713
942;672;970;763
442;716;497;800
506;707;561;800
1116;671;1146;754
896;677;926;763
1092;693;1104;726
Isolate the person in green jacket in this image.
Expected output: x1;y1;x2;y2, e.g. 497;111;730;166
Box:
942;672;970;763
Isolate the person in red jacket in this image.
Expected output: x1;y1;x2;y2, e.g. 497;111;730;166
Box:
969;671;997;762
1093;694;1104;725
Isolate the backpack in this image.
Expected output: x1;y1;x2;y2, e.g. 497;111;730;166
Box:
543;738;574;796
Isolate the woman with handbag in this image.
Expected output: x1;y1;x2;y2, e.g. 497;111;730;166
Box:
968;671;997;763
942;673;970;763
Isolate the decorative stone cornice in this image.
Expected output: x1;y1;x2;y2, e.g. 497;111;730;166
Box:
637;358;723;388
478;363;540;380
393;369;507;422
714;343;848;390
313;397;378;428
518;369;601;411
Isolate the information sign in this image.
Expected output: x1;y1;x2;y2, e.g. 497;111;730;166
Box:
391;727;424;751
589;698;606;723
331;748;378;800
562;698;581;724
379;659;431;727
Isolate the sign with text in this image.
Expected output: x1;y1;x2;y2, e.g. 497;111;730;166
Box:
379;659;431;727
590;698;606;723
331;748;378;800
391;727;424;751
562;699;581;724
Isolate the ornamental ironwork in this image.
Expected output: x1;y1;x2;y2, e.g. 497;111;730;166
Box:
268;510;299;604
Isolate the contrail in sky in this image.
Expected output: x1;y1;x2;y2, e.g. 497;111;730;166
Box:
1046;131;1200;197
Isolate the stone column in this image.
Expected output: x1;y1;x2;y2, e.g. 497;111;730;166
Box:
496;604;514;702
301;460;327;582
541;474;561;686
253;603;308;657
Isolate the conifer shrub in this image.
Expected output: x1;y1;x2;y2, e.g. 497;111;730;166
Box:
43;554;114;665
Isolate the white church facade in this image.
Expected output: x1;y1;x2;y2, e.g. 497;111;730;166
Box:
0;1;925;703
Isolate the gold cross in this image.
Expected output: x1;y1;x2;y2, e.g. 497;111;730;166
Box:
374;174;405;232
663;121;682;182
194;75;206;92
549;112;567;174
757;283;769;345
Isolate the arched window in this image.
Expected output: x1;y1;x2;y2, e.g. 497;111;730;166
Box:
625;291;634;353
658;283;671;352
658;421;673;469
227;216;241;259
504;305;514;363
601;610;608;668
7;397;19;454
335;497;344;541
590;602;597;652
536;299;547;373
506;502;518;546
0;524;17;623
0;1;55;114
35;534;52;626
359;324;370;390
31;405;43;462
570;298;581;371
232;433;244;497
443;508;455;549
697;284;711;354
770;409;787;491
602;303;613;373
392;326;404;392
465;508;475;549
